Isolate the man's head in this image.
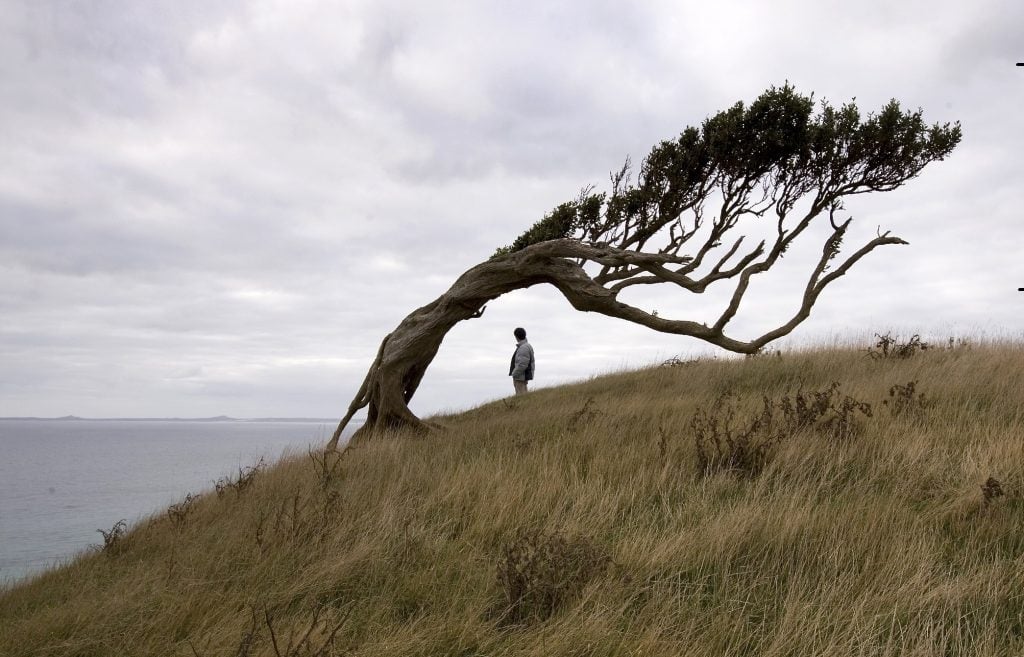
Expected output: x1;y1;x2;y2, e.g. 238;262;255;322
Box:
513;327;526;341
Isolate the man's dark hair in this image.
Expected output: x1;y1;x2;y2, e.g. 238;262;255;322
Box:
514;327;526;340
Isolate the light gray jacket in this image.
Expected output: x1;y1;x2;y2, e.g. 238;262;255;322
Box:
509;339;535;381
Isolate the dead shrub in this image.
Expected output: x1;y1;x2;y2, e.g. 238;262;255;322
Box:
657;424;669;459
567;397;601;432
691;394;778;478
254;511;268;550
215;458;266;499
308;448;343;491
95;519;128;555
883;380;930;422
252;485;338;551
306;449;343;539
787;383;873;440
167;492;199;529
867;332;930;359
981;477;1005;505
189;608;259;657
263;602;351;657
692;383;872;477
189;602;350;657
274;492;313;542
495;529;609;625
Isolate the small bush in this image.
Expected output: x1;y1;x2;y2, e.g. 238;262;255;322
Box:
167;493;199;529
781;382;872;441
691;394;778;478
496;529;608;625
215;458;266;499
189;603;350;657
567;397;601;432
981;477;1005;505
95;519;128;555
263;602;350;657
692;384;872;477
308;448;343;491
657;424;669;459
883;381;930;422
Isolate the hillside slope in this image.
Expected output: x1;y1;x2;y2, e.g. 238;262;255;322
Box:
2;342;1023;656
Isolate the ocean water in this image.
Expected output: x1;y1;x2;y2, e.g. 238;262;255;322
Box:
0;419;349;586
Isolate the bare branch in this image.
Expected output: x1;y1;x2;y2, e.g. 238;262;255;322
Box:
326;334;391;450
739;232;909;351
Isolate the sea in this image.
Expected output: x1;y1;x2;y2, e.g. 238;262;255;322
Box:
0;418;354;586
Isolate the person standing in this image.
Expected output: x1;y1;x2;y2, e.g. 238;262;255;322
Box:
508;327;535;395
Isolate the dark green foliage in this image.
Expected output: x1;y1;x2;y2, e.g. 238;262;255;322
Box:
702;86;814;181
494;194;605;257
499;85;960;254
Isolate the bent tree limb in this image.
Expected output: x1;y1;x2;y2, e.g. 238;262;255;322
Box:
326;85;960;450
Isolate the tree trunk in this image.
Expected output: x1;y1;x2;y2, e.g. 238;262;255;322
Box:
326;243;587;449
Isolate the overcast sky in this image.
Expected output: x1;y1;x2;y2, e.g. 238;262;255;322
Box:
1;0;1021;419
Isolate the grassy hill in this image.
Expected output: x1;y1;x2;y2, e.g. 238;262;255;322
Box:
2;340;1022;656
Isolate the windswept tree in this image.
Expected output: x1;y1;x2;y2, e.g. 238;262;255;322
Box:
326;85;959;450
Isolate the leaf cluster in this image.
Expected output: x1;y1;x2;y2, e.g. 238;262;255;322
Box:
499;85;961;254
494;193;604;257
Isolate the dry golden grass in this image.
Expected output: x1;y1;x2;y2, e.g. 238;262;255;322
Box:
2;340;1022;656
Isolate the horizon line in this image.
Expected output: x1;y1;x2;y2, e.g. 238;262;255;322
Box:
0;415;348;423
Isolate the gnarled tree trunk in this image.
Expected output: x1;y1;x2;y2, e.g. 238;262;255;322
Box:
327;242;586;448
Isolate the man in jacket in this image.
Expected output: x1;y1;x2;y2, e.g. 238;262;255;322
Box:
508;327;535;395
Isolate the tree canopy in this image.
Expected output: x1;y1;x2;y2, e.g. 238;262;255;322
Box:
500;85;959;258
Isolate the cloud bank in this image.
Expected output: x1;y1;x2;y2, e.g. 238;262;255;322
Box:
1;0;1021;417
